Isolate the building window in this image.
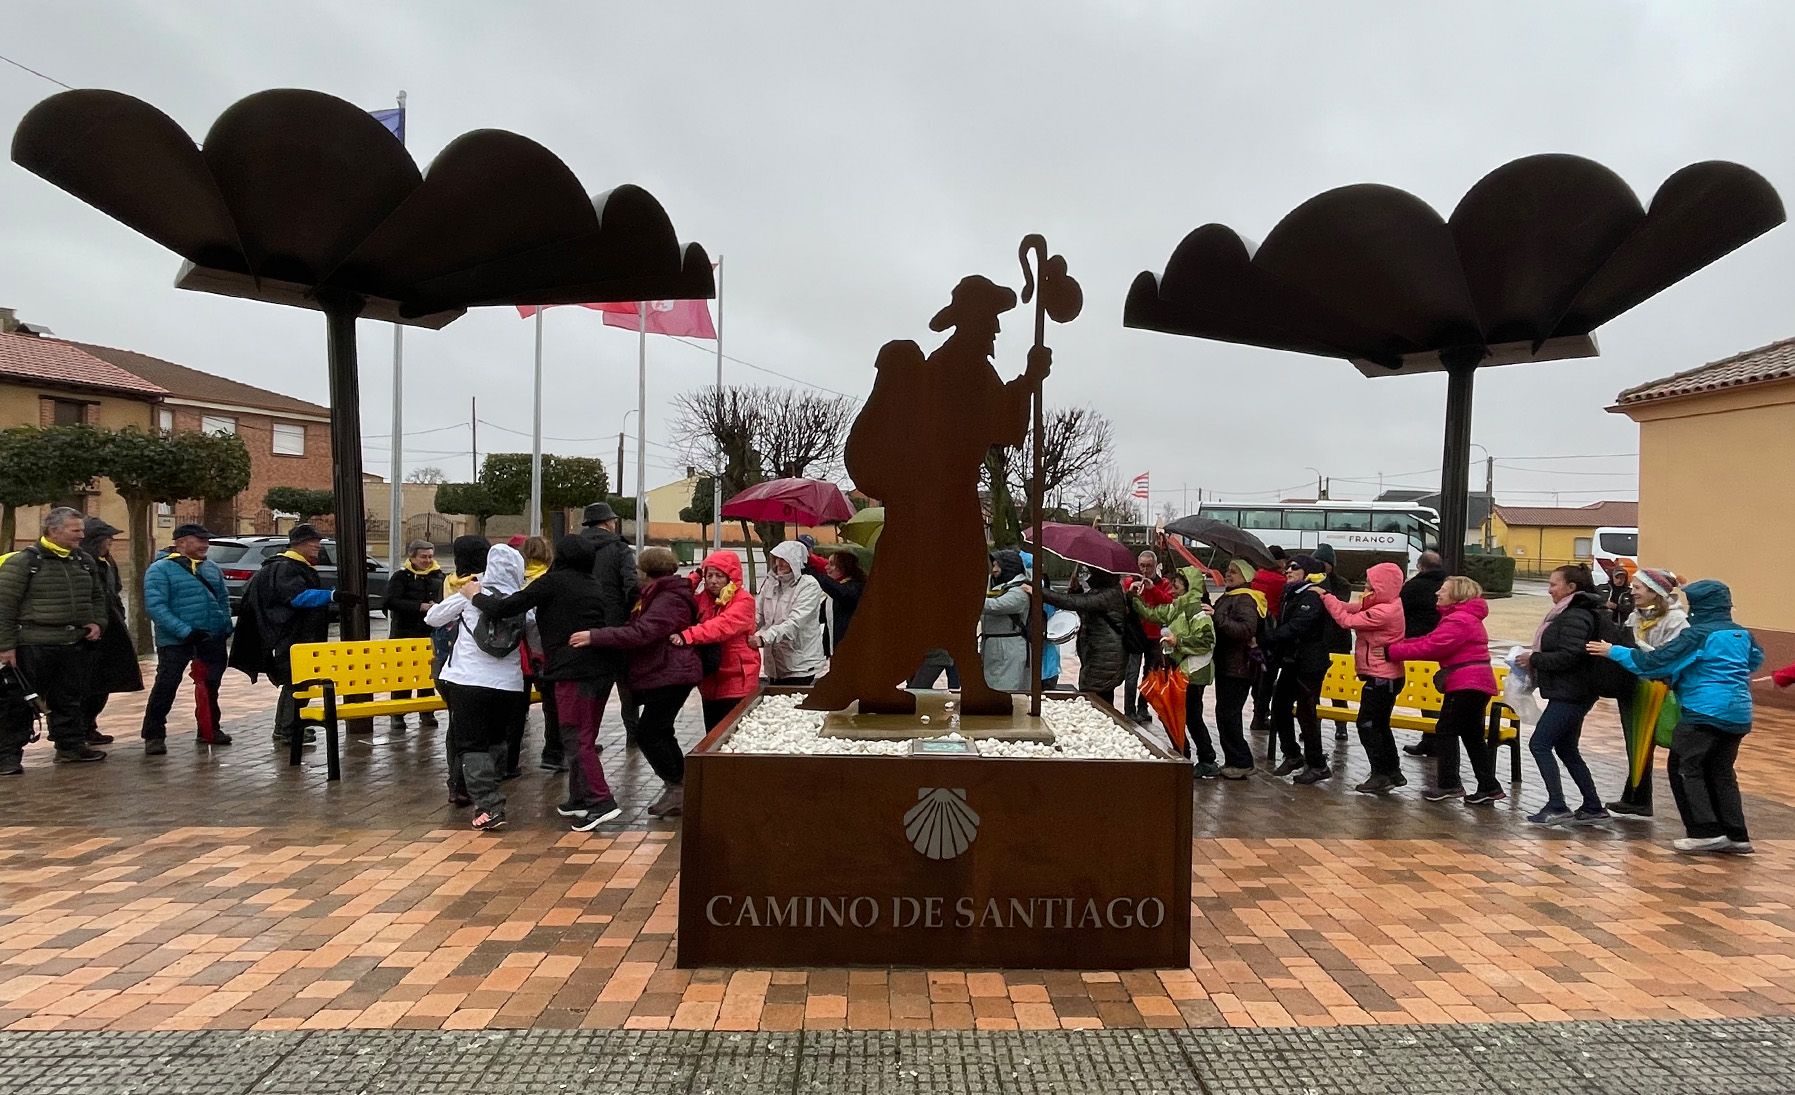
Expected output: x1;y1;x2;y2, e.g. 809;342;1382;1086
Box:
49;398;87;426
201;414;237;436
272;422;306;456
157;408;174;432
1573;536;1593;559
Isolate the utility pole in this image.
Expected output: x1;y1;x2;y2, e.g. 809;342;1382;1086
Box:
470;397;477;480
616;432;625;502
1483;455;1494;549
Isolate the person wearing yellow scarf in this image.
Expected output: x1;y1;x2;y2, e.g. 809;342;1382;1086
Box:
382;540;446;731
1210;559;1268;778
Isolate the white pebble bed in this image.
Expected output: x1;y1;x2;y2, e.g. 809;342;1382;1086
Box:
720;694;1157;761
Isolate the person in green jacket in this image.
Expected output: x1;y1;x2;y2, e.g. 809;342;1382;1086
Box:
1133;566;1219;777
0;507;109;771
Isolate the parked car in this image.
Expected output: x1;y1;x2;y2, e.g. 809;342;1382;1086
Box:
208;536;391;615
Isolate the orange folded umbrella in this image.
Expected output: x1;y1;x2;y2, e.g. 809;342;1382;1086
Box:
1139;666;1187;755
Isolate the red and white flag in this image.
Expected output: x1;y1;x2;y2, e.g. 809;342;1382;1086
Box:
514;299;716;339
1130;472;1150;500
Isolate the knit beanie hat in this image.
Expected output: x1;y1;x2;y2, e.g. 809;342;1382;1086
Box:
1636;567;1679;600
1227;559;1255;585
1313;543;1337;566
1289;554;1322;576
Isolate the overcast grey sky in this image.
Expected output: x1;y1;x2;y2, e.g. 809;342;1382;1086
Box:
3;1;1792;512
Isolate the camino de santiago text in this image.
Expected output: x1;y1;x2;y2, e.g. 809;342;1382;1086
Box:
704;895;1167;930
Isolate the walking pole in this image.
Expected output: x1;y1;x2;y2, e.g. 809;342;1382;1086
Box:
1018;235;1082;718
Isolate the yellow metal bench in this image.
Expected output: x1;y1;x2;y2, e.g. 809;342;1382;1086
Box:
1312;652;1524;784
287;639;542;781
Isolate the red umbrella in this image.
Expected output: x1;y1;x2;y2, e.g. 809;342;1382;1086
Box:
721;478;855;526
1023;522;1139;574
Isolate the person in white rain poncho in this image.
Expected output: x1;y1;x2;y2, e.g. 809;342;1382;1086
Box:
427;543;530;832
750;541;827;684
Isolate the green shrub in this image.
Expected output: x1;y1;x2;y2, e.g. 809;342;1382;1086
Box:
1461;552;1516;596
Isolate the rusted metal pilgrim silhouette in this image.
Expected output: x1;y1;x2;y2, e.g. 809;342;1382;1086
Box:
803;240;1079;718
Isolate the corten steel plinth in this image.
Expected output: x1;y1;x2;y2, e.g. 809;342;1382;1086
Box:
1125;154;1783;572
12;88;712;652
680;688;1192;970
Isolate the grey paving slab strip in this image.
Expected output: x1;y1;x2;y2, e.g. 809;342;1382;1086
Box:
5;1017;1795;1094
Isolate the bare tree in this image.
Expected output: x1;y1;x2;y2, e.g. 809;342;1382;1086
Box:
672;384;857;586
405;466;448;485
982;406;1116;545
1085;469;1143;526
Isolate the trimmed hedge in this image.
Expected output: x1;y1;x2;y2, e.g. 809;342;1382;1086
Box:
1462;552;1516;596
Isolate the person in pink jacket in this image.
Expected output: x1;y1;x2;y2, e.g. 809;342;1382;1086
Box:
1388;575;1504;805
671;551;762;731
1321;562;1407;795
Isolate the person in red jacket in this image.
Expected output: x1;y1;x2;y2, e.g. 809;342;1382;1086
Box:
1774;661;1795;689
1388;575;1504;805
1249;545;1289;733
1122;550;1176;724
672;550;762;731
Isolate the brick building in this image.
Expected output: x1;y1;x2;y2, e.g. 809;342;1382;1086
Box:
0;309;334;546
72;342;333;536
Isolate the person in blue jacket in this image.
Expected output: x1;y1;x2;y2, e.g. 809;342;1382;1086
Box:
140;524;234;754
1019;552;1061;689
1588;579;1763;855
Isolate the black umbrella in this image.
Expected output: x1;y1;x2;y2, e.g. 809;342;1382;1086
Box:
1162;516;1273;571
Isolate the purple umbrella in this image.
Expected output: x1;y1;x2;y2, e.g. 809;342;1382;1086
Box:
1022;523;1139;574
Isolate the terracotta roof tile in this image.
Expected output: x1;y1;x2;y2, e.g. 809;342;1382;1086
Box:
1614;336;1795;406
1494;501;1637;528
67;341;328;418
0;333;167;397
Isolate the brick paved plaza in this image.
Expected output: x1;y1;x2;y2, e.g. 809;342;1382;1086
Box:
6;662;1795;1091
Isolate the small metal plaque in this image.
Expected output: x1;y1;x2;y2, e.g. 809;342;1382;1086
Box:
908;738;976;756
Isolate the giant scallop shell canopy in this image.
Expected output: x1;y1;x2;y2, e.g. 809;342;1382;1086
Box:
10;88;715;327
1124;154;1783;376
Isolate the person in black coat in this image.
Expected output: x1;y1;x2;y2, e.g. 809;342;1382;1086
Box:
78;517;142;745
1036;570;1129;702
579;502;640;739
1398;551;1448;757
1516;565;1609;824
808;550;865;647
1265;555;1336;782
382;539;445;729
228;523;339;746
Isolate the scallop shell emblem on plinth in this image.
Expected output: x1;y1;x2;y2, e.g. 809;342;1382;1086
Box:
904;788;979;860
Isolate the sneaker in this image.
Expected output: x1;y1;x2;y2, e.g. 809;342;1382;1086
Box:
1272;756;1304;777
1354;774;1395;795
144;738;168;756
86;730;114;745
0;754;21;775
448;790;473;808
55;746;106;763
471;811;507;831
1527;806;1574;826
1606;801;1653;818
1402;741;1433;757
571;799;623;830
200;731;233;746
1292;765;1332;785
646;785;685;818
1720;839;1756;856
556;801;589;817
1673;835;1729;854
1193;762;1223;780
1219;766;1252;780
1571;806;1612;825
1464;787;1508;806
1422;786;1464;802
1391;772;1409;788
389;716;407;732
418;714;439;729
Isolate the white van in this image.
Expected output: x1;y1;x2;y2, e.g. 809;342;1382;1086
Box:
1590;526;1639;574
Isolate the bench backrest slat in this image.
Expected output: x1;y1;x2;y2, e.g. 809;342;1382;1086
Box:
1321;652;1513;718
290;639;438;699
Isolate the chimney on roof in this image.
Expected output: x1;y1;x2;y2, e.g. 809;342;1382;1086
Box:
0;308;16;334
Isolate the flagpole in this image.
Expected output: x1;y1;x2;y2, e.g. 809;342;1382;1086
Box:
712;256;724;552
635;300;647;555
529;309;544;535
386;89;406;571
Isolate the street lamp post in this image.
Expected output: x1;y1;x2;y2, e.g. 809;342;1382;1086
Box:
1468;443;1494;549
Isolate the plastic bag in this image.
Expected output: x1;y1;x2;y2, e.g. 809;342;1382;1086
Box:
1502;646;1541;724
